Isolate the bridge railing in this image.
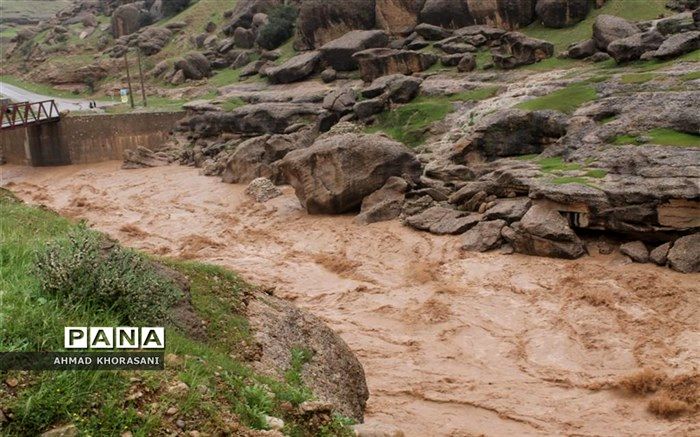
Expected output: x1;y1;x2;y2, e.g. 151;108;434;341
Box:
1;100;60;130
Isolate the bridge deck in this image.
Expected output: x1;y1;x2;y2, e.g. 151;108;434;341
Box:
1;100;60;130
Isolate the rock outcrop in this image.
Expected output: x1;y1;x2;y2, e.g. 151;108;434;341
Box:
246;291;369;421
592;14;640;50
667;233;700;273
502;204;586;259
295;0;377;49
418;0;537;30
320;30;389;71
278;133;421;214
492;32;554;68
453;109;568;162
266;50;321;83
353;48;437;81
535;0;590;28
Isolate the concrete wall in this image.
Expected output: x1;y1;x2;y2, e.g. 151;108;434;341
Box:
1;111;184;166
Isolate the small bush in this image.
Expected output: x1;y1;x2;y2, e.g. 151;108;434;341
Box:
34;226;181;325
256;5;298;50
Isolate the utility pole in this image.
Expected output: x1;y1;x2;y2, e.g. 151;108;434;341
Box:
123;50;135;109
136;47;147;107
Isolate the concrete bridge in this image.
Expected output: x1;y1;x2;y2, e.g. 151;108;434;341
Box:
1;110;184;166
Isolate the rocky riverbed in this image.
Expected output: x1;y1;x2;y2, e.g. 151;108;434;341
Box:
3;162;698;436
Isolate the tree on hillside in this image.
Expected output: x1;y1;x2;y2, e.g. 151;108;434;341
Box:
256;5;298;50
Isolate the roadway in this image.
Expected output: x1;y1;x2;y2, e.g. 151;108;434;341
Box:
0;81;119;112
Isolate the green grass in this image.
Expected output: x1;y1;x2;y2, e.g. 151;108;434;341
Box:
585;169;608;178
516;82;597;114
536;156;583;173
366;96;454;147
0;189;352;436
612;128;700;147
523;0;669;52
620;72;657;84
221;97;246;111
681;70;700;81
210;67;243;86
275;38;297;64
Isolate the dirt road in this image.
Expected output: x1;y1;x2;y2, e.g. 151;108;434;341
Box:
2;162;698;436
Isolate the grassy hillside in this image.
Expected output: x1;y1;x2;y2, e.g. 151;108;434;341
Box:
523;0;669;51
0;189;353;436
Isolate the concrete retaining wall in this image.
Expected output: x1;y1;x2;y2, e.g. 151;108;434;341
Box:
1;111;184;166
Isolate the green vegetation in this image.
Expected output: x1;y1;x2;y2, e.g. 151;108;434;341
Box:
364;87;500;147
613;128;700;147
0;189;352;436
35;226;182;325
620;72;657;84
516;82;597;114
366;96;454;147
221;97;246;111
681;70;700;81
257;5;298;50
585;169;608;178
275;38;298;64
523;0;669;52
536;156;583;173
550;176;598;187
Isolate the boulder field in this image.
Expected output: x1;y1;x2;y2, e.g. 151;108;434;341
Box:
106;4;699;269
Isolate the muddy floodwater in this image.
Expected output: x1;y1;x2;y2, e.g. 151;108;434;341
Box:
3;162;698;436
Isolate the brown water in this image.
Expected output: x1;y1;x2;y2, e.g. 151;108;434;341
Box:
3;162;698;436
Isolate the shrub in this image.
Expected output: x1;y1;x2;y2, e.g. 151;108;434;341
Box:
35;226;181;324
256;5;298;50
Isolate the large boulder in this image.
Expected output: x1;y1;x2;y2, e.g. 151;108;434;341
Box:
453;109;568;162
502;204;585;259
174;52;212;80
461;219;507;251
233;26;256;49
535;0;590;28
361;73;422;102
483;197;532;222
353;48;437;81
246;292;369;421
137;27;173;55
278;133;422;214
375;0;426;33
405;206;482;234
607;29;665;63
667;233;700;273
222;130;315;184
492;31;554;68
266;51;321;83
415;22;453;40
652;31;700;59
356;176;409;224
296;0;377;49
656;11;696;35
566;38;596;59
186;103;322;136
620;241;649;263
418;0;537;30
592;14;640;50
320;30;389;71
111;4;142;37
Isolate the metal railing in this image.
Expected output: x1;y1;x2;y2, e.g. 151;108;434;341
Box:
0;100;60;130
